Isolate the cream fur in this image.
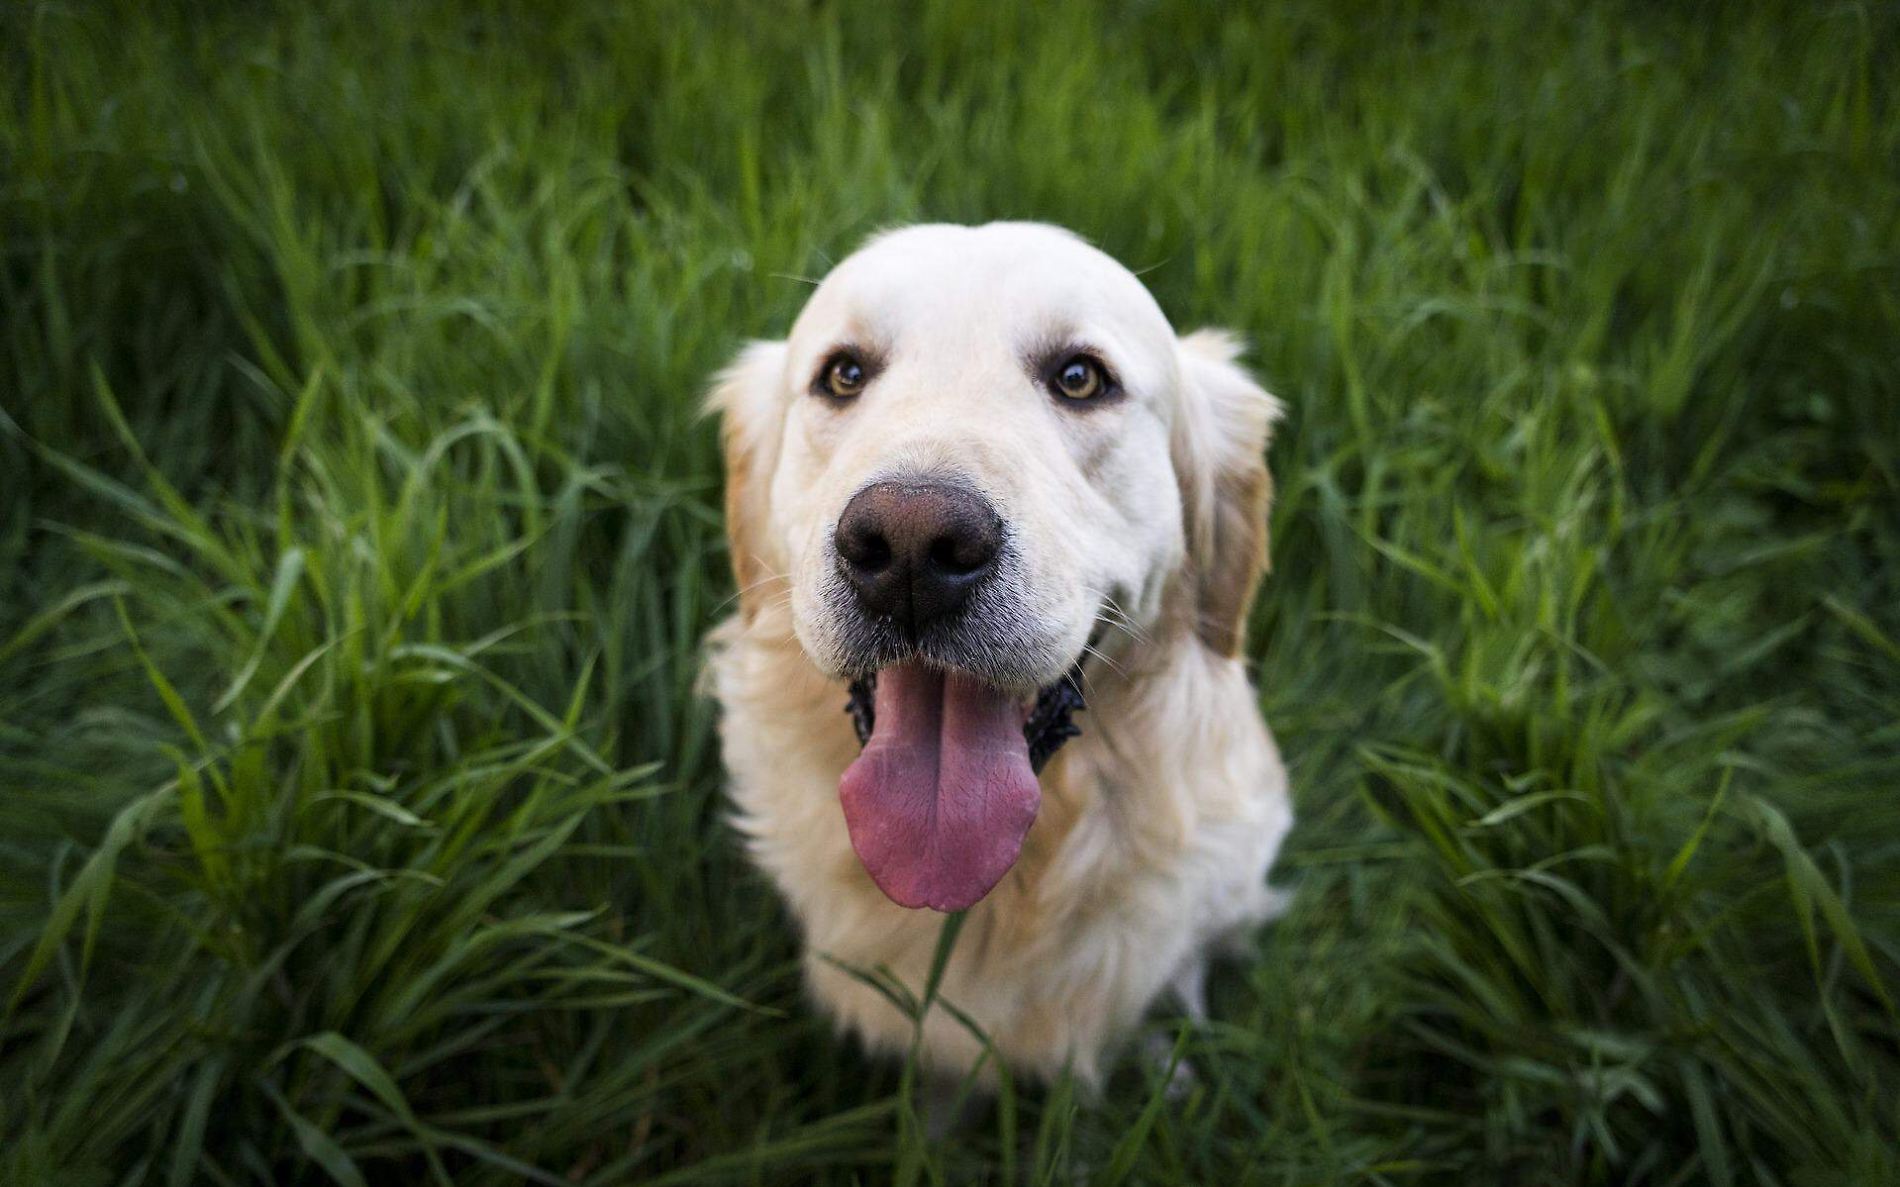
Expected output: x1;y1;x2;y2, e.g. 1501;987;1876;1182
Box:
705;222;1291;1085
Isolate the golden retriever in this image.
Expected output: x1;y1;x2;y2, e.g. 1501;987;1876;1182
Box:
705;222;1291;1086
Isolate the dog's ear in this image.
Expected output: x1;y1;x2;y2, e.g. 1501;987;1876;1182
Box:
706;340;790;623
1171;329;1283;657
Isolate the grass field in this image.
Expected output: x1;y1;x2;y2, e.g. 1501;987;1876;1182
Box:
3;1;1898;1183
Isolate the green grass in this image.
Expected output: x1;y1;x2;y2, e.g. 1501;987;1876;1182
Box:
3;0;1897;1182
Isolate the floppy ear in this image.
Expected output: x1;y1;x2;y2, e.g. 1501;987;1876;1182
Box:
706;340;790;623
1172;329;1284;657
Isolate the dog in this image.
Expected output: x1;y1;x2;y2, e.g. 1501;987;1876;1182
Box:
705;222;1291;1086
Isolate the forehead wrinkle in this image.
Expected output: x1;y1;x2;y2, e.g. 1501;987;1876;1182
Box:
1019;309;1080;353
834;309;884;351
793;304;892;379
1017;311;1159;393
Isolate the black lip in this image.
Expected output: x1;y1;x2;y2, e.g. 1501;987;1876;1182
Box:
844;663;1088;775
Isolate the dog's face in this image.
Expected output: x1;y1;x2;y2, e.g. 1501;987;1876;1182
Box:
713;222;1279;912
780;223;1188;691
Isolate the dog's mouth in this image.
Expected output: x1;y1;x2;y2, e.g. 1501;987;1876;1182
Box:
839;663;1086;912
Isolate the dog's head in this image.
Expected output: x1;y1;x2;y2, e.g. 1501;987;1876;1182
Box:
711;222;1280;911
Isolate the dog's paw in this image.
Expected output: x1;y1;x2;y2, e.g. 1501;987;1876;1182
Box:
1258;881;1294;922
1140;1031;1199;1101
920;1075;980;1141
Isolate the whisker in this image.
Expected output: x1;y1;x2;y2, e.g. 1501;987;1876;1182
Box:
1079;641;1125;685
1101;607;1150;645
710;566;793;615
1080;587;1152;647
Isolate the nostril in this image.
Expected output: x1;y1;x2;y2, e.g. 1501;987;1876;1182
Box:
929;534;988;576
838;523;893;575
851;532;892;573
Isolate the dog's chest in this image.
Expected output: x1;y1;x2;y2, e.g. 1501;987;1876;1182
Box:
706;617;1291;1078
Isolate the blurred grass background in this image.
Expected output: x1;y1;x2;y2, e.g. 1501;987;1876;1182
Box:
3;0;1897;1183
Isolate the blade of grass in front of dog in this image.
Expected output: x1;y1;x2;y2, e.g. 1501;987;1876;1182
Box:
1100;1022;1191;1186
934;994;1017;1187
1033;1072;1079;1187
921;909;966;1011
894;910;969;1187
814;954;922;1021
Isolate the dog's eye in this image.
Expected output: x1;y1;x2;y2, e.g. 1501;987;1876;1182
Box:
818;353;868;399
1050;355;1107;401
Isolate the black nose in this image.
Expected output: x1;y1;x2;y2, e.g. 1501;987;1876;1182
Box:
834;480;1004;636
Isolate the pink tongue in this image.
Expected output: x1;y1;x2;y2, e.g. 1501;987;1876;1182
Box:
839;662;1040;912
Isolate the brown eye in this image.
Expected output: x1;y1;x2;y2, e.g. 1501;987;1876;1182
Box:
820;353;867;399
1051;355;1106;401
